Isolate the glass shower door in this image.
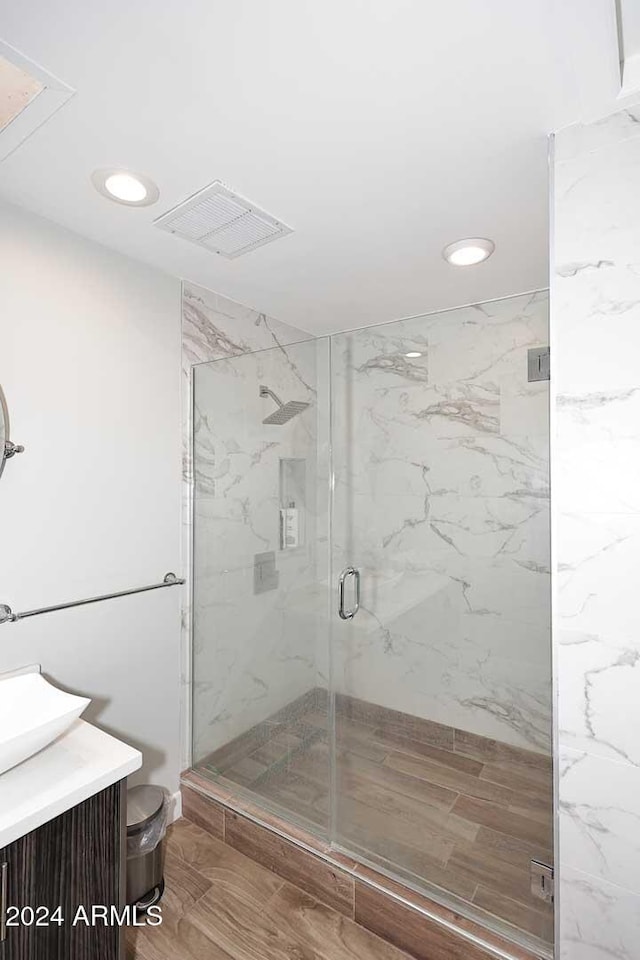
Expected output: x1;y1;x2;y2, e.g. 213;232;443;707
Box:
192;336;332;835
330;294;553;950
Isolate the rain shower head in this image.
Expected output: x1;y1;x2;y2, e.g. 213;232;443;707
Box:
259;385;310;425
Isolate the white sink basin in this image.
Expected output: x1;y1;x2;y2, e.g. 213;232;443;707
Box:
0;673;90;776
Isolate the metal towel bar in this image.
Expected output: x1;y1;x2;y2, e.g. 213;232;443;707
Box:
0;572;185;625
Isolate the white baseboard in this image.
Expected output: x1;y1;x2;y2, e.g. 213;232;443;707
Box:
167;789;182;823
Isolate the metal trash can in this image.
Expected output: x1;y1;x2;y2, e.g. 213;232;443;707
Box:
126;785;167;910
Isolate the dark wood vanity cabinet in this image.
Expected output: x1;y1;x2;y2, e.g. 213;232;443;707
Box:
0;782;125;960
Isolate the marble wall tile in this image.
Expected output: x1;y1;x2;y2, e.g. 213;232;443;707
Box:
181;282;312;768
190;335;330;762
556;513;640;639
553;104;640;163
558;628;640;766
559;747;640;894
553;102;640;960
185;283;551;762
331;291;551;754
554;135;640;396
560;865;640;960
555;389;640;514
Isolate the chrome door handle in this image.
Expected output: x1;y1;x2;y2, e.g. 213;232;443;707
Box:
338;567;360;620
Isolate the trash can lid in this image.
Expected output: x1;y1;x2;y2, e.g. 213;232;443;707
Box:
127;784;165;832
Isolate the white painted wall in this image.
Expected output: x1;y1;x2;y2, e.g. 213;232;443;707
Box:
0;200;183;791
553;103;640;958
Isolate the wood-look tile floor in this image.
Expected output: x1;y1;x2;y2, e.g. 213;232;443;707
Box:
126;818;412;960
202;705;554;946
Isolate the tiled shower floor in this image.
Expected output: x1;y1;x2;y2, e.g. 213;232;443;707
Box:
198;694;554;946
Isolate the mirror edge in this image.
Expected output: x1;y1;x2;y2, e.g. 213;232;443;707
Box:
0;385;8;480
0;385;23;480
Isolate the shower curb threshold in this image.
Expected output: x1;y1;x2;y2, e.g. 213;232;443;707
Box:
181;770;551;960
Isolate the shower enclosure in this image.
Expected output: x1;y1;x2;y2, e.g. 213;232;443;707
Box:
191;292;552;954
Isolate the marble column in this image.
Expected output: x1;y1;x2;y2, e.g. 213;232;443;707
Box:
553;103;640;958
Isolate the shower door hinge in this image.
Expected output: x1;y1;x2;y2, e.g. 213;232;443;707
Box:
530;860;554;904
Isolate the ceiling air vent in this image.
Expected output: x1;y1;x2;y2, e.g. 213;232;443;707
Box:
154;180;293;258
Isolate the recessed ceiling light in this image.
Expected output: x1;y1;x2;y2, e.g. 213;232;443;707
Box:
442;238;495;266
91;168;159;207
405;352;422;358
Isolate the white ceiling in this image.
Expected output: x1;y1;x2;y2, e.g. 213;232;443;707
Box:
618;0;640;93
619;0;640;61
0;0;624;334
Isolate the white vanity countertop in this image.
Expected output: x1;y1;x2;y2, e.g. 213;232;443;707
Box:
0;719;142;848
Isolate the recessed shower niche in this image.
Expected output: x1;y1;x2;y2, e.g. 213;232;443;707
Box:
279;458;306;551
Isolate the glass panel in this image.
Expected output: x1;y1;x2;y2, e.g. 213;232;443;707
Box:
192;337;331;836
330;292;552;950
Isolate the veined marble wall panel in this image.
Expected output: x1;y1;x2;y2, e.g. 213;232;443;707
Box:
331;291;551;754
184;284;551;763
553;103;640;960
181;283;317;764
191;339;330;760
